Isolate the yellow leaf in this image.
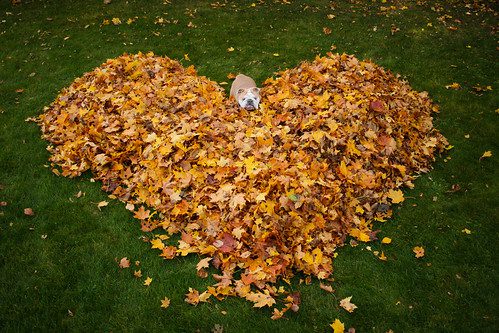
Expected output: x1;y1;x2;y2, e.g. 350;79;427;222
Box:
196;257;211;271
339;296;357;313
227;47;234;52
97;201;109;210
151;238;165;250
311;130;326;143
445;82;461;90
387;189;404;203
161;297;171;309
184;53;190;61
330;319;344;333
413;246;425;258
381;237;392;244
462;228;471;234
111;17;121;25
338;160;349;178
232;226;245;239
144;276;152;286
480;150;492;159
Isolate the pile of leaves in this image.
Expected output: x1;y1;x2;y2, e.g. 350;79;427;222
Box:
38;51;448;317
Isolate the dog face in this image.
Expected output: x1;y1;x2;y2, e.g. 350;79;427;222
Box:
235;87;260;111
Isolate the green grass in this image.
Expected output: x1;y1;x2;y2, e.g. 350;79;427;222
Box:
0;0;498;332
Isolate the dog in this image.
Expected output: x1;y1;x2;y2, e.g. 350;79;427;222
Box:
230;74;261;111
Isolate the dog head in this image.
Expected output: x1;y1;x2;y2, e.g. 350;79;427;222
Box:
235;87;261;111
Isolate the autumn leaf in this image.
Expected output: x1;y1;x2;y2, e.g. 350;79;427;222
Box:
134;269;142;278
339;296;357;313
160;297;171;309
462;228;471;234
330;319;345;333
97;201;109;210
134;206;150;220
144;276;152;286
445;82;461;90
119;257;130;268
24;208;35;216
320;283;334;293
387;189;404;204
381;237;392;244
413;246;425;258
480;150;492;160
151;238;165;250
246;292;276;308
196;257;211;271
185;287;200;305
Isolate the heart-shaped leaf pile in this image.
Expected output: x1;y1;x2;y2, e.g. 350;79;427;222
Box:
38;51;448;316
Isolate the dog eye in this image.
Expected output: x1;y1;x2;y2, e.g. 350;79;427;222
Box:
237;88;245;94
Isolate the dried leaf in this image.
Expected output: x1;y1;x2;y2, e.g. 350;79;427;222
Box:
339;296;357;313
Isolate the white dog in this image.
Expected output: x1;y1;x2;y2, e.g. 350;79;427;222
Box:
230;74;261;111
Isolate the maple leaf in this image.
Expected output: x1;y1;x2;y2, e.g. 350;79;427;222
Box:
413;246;425;258
119;257;130;268
151;238;165;250
134;206;150;220
387;189;404;204
97;201;109;210
196;257;211;271
381;237;392;244
24;208;35;216
134;270;142;278
330;319;345;333
229;193;246;210
160;297;171;309
445;82;461;90
246;292;276;308
185;287;200;305
320;283;334;293
144;276;153;286
339;296;358;313
480;150;492;160
231;226;245;240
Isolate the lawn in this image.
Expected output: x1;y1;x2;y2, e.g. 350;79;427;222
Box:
0;0;498;332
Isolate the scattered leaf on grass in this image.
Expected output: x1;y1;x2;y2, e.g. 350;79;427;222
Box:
381;237;392;244
97;201;108;209
413;246;425;258
144;276;152;286
330;319;345;333
462;228;471;234
320;283;334;293
24;208;34;216
160;297;171;308
339;296;357;313
119;257;130;268
445;82;461;90
480;150;492;160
